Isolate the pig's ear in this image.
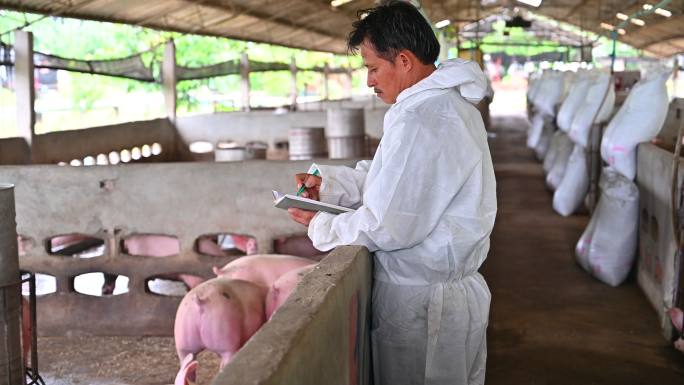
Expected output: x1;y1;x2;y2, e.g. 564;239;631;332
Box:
667;307;683;332
175;354;198;385
185;361;198;385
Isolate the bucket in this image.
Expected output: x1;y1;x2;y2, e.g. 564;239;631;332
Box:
326;108;366;159
215;146;246;162
289;127;327;160
245;141;268;160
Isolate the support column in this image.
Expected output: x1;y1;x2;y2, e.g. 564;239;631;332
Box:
290;57;297;110
438;30;449;63
344;68;353;99
162;40;177;122
0;184;22;385
323;63;330;100
241;53;250;111
14;31;35;146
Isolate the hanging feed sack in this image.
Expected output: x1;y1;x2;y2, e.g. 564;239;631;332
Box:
575;168;639;286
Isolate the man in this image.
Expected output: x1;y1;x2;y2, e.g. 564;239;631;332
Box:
287;2;496;384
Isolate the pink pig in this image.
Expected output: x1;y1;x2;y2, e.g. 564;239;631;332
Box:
668;307;684;353
265;264;316;318
273;234;326;261
174;277;266;385
212;254;316;289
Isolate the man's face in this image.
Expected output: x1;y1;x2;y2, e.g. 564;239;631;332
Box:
360;41;403;104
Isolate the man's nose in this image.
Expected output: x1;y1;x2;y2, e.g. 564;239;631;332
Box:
366;74;375;88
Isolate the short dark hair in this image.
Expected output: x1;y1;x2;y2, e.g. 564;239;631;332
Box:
347;1;440;65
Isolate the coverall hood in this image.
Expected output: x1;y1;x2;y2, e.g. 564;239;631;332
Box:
397;58;489;104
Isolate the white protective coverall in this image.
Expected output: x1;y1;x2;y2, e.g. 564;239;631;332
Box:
307;58;497;385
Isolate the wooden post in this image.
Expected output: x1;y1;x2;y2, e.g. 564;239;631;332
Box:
290;56;297;110
162;40;177;122
241;53;251;111
344;68;353;99
324;63;330;100
14;31;35;146
0;184;22;385
438;30;449;63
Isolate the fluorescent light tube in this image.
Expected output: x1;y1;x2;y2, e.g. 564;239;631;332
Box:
435;19;451;28
655;8;672;17
331;0;353;7
516;0;542;7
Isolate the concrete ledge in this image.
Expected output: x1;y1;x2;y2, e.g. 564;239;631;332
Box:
0;137;31;165
216;245;372;385
0;160;359;336
636;142;683;340
31;119;179;164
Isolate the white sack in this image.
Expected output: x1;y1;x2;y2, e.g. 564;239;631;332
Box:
575;168;639;286
527;112;546;149
553;144;589;216
546;132;574;190
557;77;591;132
568;73;615;147
534;120;556;160
600;72;670;180
543;131;565;173
527;71;547;109
534;71;566;116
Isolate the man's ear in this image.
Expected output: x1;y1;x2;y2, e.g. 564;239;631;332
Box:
396;50;414;73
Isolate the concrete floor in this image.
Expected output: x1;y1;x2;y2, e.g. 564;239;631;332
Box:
31;114;684;384
481;115;684;384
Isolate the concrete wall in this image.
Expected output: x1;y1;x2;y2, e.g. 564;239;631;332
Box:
656;98;684;152
0;119;179;165
636;142;683;340
216;245;372;385
1;102;387;166
175;106;388;149
31;118;179;164
0;138;31;165
0;159;355;336
0;184;23;384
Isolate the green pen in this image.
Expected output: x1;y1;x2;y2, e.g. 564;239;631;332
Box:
295;169;320;196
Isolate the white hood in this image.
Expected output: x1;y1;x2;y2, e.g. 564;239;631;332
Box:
396;58;488;104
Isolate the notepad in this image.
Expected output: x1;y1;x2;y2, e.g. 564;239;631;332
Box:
272;190;354;215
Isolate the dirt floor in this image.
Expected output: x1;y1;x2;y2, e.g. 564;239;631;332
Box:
30;113;684;384
35;336;218;385
481;115;684;384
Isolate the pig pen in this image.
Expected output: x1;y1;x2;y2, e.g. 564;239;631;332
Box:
0;161;372;385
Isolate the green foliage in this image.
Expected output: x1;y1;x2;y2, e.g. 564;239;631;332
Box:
0;10;362;117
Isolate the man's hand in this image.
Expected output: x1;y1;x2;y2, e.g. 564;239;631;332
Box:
295;173;322;201
288;208;317;227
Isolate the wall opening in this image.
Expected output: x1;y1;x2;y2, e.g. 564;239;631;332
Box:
46;234;105;258
195;233;256;257
22;272;57;296
17;234;35;257
121;234;180;257
273;233;326;260
145;274;204;297
73;272;129;296
189;141;213;154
